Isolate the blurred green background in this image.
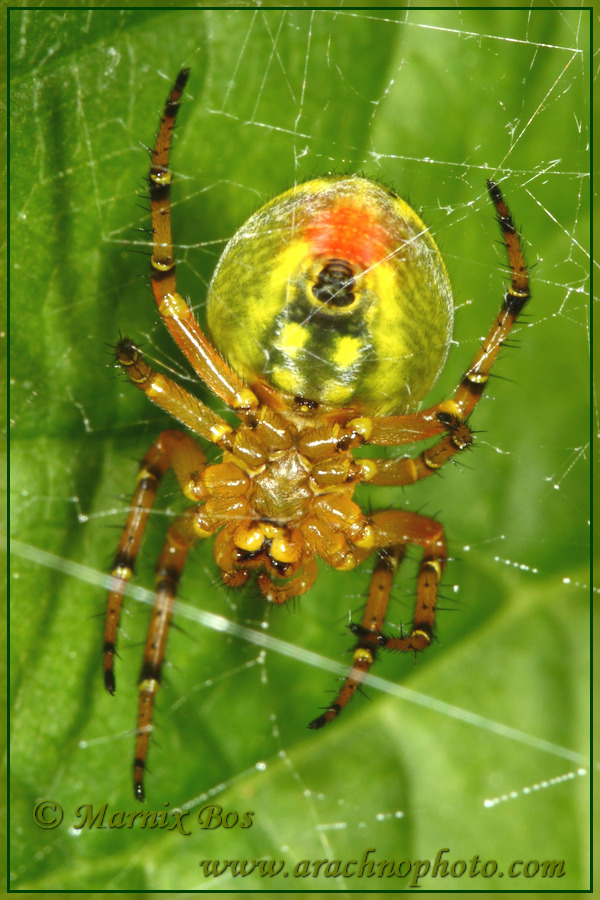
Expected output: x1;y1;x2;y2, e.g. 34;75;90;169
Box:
10;5;590;892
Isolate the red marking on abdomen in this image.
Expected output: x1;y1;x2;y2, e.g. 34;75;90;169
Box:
304;202;393;269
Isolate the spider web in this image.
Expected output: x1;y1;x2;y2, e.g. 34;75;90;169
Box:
9;6;592;892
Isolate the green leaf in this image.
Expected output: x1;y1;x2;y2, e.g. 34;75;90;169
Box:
10;8;590;891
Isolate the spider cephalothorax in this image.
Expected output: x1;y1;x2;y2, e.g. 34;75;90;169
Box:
104;69;530;800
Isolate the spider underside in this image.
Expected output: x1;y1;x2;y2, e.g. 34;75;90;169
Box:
103;69;530;801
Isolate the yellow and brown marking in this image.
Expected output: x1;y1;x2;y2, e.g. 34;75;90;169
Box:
106;67;532;802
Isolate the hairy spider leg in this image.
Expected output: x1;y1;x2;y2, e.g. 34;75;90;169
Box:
309;510;446;729
115;339;234;447
134;507;198;802
148;69;258;415
104;431;207;695
307;546;404;730
451;180;531;417
370;418;473;486
366;180;531;449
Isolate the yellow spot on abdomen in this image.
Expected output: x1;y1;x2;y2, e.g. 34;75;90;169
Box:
276;322;309;358
271;366;301;394
322;382;354;405
332;334;362;369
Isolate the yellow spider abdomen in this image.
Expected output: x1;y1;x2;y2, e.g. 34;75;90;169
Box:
206;176;453;415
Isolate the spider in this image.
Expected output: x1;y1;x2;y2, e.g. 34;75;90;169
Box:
104;69;530;801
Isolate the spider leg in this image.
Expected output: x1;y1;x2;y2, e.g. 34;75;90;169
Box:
116;338;234;447
308;510;445;729
451;180;530;419
369;417;473;487
104;430;207;694
133;506;198;802
363;180;530;448
149;70;258;415
308;545;404;730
